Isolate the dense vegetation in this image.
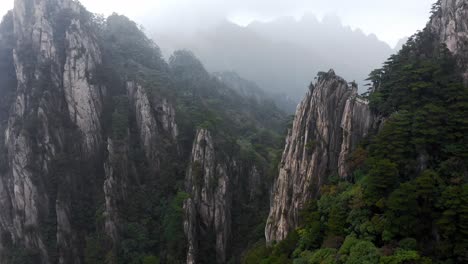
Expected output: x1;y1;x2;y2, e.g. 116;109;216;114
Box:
0;7;287;262
83;14;287;264
244;9;468;264
3;1;467;263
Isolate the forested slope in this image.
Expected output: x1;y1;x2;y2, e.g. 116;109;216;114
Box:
247;1;468;263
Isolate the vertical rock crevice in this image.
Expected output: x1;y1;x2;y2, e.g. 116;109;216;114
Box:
1;0;105;263
265;70;374;242
184;129;231;264
266;0;468;244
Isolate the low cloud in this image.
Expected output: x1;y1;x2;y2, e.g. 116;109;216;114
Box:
1;0;436;46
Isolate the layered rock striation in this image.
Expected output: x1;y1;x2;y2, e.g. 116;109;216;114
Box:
184;129;270;263
0;0;105;262
184;129;232;264
265;0;468;244
0;1;180;263
265;70;374;242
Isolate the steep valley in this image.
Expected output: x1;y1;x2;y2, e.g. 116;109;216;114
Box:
0;0;467;264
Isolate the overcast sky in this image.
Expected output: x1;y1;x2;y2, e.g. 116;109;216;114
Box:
0;0;435;47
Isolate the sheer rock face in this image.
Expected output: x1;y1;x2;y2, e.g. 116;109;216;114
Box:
0;0;263;263
338;97;374;178
265;0;468;244
127;81;160;163
63;18;103;153
0;0;105;263
127;81;179;167
184;129;270;263
103;138;128;243
184;129;231;264
431;0;468;80
265;70;374;242
156;98;179;141
102;82;178;249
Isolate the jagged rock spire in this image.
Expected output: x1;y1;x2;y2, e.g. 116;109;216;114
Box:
265;70;374;242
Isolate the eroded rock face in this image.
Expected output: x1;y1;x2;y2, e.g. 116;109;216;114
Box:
183;128;272;263
265;70;374;242
264;1;468;244
63;18;104;153
338;97;374;178
127;81;160;163
127;81;179;168
184;129;231;264
0;0;104;263
430;0;468;80
103;138;129;243
0;1;183;262
156;98;178;141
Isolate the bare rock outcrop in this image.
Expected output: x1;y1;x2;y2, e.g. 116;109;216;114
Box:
63;18;104;153
338;96;374;177
184;129;231;264
430;0;468;80
127;81;179;167
265;0;468;243
265;70;374;242
0;0;105;262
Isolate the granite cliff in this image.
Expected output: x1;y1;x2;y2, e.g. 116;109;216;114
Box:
0;1;283;263
0;0;178;263
265;0;468;244
430;0;468;81
265;70;374;242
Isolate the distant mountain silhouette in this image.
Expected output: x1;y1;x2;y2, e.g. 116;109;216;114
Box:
394;36;410;52
154;14;394;101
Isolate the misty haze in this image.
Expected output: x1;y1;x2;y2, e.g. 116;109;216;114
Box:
0;0;466;264
0;0;435;109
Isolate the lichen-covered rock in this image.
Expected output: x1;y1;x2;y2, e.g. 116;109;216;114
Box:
265;70;374;242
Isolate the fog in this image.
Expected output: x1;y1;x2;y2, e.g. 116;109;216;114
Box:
0;0;437;103
1;0;434;47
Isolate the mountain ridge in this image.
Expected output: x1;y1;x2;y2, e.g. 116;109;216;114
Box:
0;1;286;263
154;16;394;101
254;0;468;263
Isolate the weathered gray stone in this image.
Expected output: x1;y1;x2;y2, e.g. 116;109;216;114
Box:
63;19;103;153
127;81;159;163
338;96;374;178
184;129;232;264
265;0;468;244
265;70;373;242
431;0;468;80
0;0;104;262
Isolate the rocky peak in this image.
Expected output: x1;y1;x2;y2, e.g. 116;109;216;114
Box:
0;0;105;262
0;0;273;263
265;70;374;242
265;0;468;244
13;0;104;153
